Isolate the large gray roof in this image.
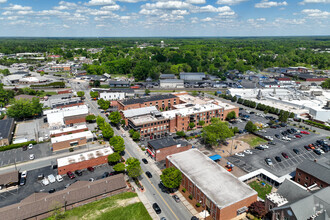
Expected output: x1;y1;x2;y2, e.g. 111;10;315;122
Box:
297;160;330;184
276;179;311;203
120;94;177;105
0;118;14;139
167;149;257;209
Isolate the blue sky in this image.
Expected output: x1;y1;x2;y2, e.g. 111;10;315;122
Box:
0;0;329;37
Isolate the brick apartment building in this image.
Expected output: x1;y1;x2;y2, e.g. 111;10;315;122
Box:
0;118;15;146
294;160;330;188
51;131;93;151
49;124;88;137
146;137;191;161
117;94;178;110
166;149;257;220
57;147;113;175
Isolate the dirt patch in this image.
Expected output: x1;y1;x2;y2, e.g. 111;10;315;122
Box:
213;137;251;157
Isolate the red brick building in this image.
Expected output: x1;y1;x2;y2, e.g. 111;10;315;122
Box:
166;149;257;220
117;94;178;110
44;105;88;127
57;147;113;175
49;124;88;137
146;137;191;161
51;131;93;151
294;160;330;188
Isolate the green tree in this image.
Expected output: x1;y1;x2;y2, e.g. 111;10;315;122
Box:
321;79;330;89
191;91;198;96
160;167;182;189
113;163;125;173
102;123;114;139
77;91;85;97
85;114;96;122
7;97;43;119
289;112;295;118
145;89;150;95
97;98;110;110
189;122;195;129
93;80;101;87
232;127;239;134
176;131;186;137
96;115;105;129
132;131;140;141
110;136;125;153
109;111;122;125
2;69;10;76
129;129;135;137
126;157;142;178
202;118;234;146
90;91;99;99
29;66;33;71
226;111;237;120
245;121;257;132
279;111;290;122
107;152;121;164
198;120;205;126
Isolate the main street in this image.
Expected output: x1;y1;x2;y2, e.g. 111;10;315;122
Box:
74;81;193;220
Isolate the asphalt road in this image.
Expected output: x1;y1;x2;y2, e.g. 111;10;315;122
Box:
77;81;193;220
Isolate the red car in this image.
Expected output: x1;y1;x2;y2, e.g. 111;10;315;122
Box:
304;145;311;151
87;167;95;172
67;171;75;179
295;135;302;138
282;152;289;159
301;131;310;135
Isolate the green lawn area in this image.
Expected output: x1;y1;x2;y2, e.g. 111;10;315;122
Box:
47;192;151;220
37;91;58;97
249;181;272;200
239;134;267;147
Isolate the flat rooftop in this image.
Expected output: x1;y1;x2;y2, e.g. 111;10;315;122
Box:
122;106;157;118
120;94;177;106
167;149;257;209
163;103;222;119
57;147;113;167
148;137;190;150
51;131;93;144
49;124;87;135
129;114;160;126
44;105;88;116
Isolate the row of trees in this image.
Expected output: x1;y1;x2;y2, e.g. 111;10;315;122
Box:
96;115;114;139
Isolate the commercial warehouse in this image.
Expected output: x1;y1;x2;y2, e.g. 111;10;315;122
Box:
167;149;257;220
44;105;89;127
51;131;93;151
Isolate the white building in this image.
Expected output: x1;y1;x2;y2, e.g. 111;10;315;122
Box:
160;79;184;88
99;92;125;101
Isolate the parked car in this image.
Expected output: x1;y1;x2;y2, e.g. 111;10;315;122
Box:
145;171;152;178
87;167;95;172
295;135;302;138
22;145;27;151
301;131;310;135
47;174;56;183
75;170;83;176
19;177;26;186
235;153;245;157
260;145;269;149
142;158;148;164
28;144;33;149
21;171;27;178
42;178;50;186
282;152;289;159
152;203;162;214
172;195;180;203
48;189;56;194
243;149;253;154
265;158;273;166
314;149;321;155
29;154;35;160
293;149;300;154
268;141;276;145
275;156;282;162
67;171;75;179
255;146;264;150
102;172;110;178
275;134;280;139
304;145;312;151
56;175;63;182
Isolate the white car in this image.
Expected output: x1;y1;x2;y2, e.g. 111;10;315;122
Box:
235;153;245;157
29;154;35;160
47;174;56;183
260;145;269;149
28;144;33;149
56;175;63;182
244;150;253;154
21;171;27;178
121;133;126;137
266;136;273;140
42;178;50;186
89;178;95;182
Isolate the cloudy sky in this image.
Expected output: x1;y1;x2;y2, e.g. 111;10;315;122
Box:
0;0;329;37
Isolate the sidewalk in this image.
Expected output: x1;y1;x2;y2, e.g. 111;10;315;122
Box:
133;183;159;220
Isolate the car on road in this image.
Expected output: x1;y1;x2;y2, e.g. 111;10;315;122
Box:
19;177;26;186
304;145;312;151
29;154;35;160
89;178;95;182
268;141;276;145
265;158;273;166
22;145;28;151
67;171;75;179
191;217;199;220
301;131;310;135
102;172;110;178
48;174;56;183
244;149;253;154
314;149;321;155
48;189;56;194
42;178;50;186
28;144;33;149
75;170;83;176
152;203;162;214
282;152;289;159
142;158;148;164
172;195;180;203
21;171;27;178
87;166;95;172
275;156;282;162
235;153;245;157
145;171;152;178
255;146;265;150
56;175;63;182
293;149;300;154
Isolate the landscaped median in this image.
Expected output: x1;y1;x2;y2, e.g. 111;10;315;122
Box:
47;192;152;220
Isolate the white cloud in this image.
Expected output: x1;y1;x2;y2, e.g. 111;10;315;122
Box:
190;17;199;23
301;9;330;18
85;0;116;6
0;0;7;3
172;10;189;15
118;0;146;2
186;0;206;4
216;0;248;5
256;17;266;21
273;18;305;25
142;1;192;10
37;10;70;16
63;24;70;28
300;0;330;4
201;17;213;21
4;4;33;11
195;5;232;13
53;5;69;10
7;16;18;20
139;8;161;15
219;11;236;17
59;1;78;7
17;10;34;15
2;11;12;15
101;5;121;10
255;0;288;8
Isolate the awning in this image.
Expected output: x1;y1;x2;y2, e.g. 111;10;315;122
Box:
209;154;221;161
147;149;155;157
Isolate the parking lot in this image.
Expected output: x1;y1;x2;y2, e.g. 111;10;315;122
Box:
0;163;115;208
0;143;51;167
227;125;329;176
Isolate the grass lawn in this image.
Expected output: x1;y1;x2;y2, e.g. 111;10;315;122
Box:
249;181;272;200
37;91;58;97
47;192;151;220
239;134;267;147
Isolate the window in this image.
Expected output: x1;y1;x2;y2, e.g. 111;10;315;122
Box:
320;184;323;188
305;176;309;180
297;178;300;182
298;172;301;176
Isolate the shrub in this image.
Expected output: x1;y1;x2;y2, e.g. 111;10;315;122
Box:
196;203;201;207
0;141;37;152
188;194;193;200
305;120;330;131
182;188;186;193
141;147;146;151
